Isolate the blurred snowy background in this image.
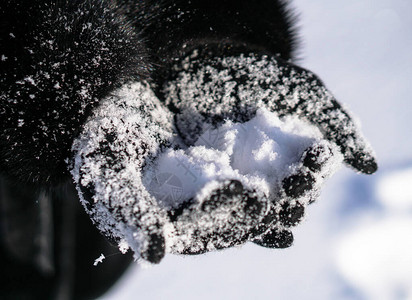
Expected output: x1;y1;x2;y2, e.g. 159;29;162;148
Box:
100;0;412;299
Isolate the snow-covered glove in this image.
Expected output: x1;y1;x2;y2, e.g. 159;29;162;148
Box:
69;79;337;262
69;82;266;263
70;83;174;264
166;141;338;254
155;49;377;249
250;142;336;249
166;179;269;254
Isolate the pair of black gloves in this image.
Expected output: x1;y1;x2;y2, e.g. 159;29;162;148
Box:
1;0;377;266
71;48;377;264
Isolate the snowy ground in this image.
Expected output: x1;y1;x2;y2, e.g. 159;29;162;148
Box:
100;1;412;299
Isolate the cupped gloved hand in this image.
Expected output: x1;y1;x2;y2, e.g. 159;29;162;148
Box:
70;82;174;264
69;70;348;264
154;48;378;251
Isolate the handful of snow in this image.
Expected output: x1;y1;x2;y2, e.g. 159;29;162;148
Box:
145;108;344;209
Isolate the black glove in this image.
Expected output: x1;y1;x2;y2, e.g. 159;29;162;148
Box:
70;82;175;264
69;76;340;263
154;49;377;252
140;2;377;256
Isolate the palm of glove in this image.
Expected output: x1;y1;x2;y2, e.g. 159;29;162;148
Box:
70;52;377;264
160;51;376;251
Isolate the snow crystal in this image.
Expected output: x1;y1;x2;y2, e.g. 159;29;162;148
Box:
24;76;36;86
93;253;106;266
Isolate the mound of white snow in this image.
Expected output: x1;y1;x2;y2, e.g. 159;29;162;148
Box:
145;107;343;209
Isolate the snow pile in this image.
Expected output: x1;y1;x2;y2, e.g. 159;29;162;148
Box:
145;107;343;210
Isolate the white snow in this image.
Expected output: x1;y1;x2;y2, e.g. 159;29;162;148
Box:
94;254;106;266
146;107;342;210
24;76;36;86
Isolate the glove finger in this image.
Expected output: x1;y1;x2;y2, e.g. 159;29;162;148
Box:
252;228;294;249
256;58;377;174
278;201;305;227
140;232;166;264
308;97;377;174
281;142;337;203
169;180;269;254
302;143;333;172
201;180;264;219
282;172;315;198
77;167;167;264
248;200;304;243
250;142;333;239
285;65;377;174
